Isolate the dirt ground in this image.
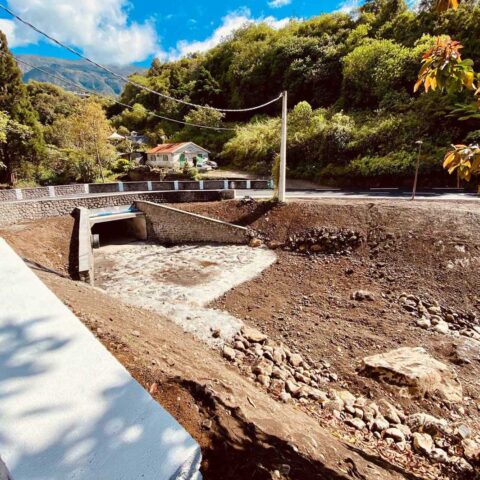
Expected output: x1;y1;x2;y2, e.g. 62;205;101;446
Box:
2;198;480;479
179;200;480;407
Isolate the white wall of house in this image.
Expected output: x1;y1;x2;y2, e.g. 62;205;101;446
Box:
146;153;174;167
146;143;209;170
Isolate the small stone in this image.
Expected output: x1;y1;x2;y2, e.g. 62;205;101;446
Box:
252;358;273;377
351;290;374;301
334;390;356;406
308;388;328;403
346;418;366;430
412;432;434;456
223;346;236;361
257;374;271;387
378;400;402;425
234;340;245;351
430;448;449;464
428;306;442;315
462;439;480;463
371;417;390;432
280;392;291;403
131;330;140;337
455;424;471;440
433;321;450;335
416;317;431;329
201;419;213;430
285;379;301;396
407;413;449;436
288;353;303;367
211;329;221;338
384;427;405;443
272;347;286;364
243;326;267;343
249;238;262;248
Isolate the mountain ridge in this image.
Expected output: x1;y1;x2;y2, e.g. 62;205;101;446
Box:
17;54;146;97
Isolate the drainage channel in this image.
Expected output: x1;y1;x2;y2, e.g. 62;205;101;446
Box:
93;242;276;346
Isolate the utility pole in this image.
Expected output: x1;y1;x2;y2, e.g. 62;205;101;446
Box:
278;91;288;203
411;140;423;201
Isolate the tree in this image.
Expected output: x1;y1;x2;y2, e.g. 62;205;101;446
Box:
0;111;7;143
0;30;44;184
27;81;80;125
54;100;115;182
415;36;480;181
0;111;7;170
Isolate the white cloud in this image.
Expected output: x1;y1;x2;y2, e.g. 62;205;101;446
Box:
268;0;292;8
0;0;158;65
337;0;362;15
164;8;290;61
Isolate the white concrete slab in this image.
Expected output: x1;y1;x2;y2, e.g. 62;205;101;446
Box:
0;238;201;480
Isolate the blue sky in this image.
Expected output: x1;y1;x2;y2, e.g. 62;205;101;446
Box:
0;1;355;67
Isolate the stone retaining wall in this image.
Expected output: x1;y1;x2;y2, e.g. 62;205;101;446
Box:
0;190;17;202
0;179;271;203
136;200;249;245
0;189;234;227
54;184;86;196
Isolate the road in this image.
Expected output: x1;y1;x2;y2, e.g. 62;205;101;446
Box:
235;189;480;201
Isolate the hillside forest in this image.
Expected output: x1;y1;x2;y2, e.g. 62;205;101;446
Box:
1;0;480;188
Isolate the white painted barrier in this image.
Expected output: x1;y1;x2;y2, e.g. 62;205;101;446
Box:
0;238;202;480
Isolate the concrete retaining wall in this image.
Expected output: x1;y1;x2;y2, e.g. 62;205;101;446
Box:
0;239;202;479
76;207;94;284
136;201;249;245
0;189;234;227
0;179;271;203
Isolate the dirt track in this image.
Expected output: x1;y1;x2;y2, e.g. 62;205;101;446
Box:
2;198;480;479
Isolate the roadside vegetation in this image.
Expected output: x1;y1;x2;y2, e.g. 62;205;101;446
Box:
1;0;480;187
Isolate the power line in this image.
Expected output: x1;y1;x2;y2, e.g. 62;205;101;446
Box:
0;3;283;113
7;52;236;131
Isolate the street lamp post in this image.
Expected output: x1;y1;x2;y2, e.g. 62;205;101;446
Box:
278;91;288;203
412;140;423;201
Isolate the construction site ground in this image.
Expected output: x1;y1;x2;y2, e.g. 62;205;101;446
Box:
2;198;480;480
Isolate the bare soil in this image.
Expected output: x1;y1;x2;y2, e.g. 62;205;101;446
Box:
179;200;480;432
3;198;480;479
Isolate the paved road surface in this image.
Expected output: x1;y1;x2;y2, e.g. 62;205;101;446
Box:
236;189;480;201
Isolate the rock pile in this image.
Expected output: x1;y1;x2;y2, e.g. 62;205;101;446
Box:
282;227;363;255
221;325;478;474
223;326;336;403
399;293;480;340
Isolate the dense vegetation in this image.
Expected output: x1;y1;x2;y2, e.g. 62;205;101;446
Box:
110;0;480;187
1;0;480;187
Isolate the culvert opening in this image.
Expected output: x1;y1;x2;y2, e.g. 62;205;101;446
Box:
91;217;146;247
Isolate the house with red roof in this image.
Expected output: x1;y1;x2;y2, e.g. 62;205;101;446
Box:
146;142;210;170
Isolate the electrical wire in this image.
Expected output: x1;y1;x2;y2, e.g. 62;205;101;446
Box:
0;3;283;113
5;52;236;131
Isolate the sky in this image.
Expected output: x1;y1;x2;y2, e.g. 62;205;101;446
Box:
0;0;359;67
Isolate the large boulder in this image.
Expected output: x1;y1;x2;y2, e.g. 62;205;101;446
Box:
361;347;462;402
